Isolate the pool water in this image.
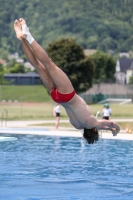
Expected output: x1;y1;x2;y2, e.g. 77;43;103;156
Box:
0;134;133;200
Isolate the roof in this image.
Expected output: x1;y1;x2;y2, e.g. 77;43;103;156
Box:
130;61;133;69
119;57;133;72
4;73;39;77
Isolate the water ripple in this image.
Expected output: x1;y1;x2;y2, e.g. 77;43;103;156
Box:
0;134;133;199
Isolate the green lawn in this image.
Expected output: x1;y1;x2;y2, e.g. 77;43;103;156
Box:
0;85;133;130
0;102;68;120
89;104;133;118
1;101;133;120
0;85;51;102
30;122;133;131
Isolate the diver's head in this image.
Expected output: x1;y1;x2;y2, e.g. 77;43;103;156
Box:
83;128;99;144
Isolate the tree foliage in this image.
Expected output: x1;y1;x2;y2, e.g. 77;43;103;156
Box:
90;51;115;83
1;0;133;57
47;38;95;92
7;62;25;73
0;66;8;84
129;76;133;84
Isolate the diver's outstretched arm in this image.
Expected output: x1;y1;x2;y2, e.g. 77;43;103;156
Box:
97;119;120;135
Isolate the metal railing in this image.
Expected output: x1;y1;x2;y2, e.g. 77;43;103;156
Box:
95;111;102;138
96;111;102;119
1;109;8;128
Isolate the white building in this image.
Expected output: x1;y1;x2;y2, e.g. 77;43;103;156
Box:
115;57;133;84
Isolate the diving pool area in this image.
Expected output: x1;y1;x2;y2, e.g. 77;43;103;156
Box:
0;131;133;200
0;127;133;140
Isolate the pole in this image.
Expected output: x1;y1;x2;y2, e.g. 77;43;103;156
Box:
0;84;1;102
20;94;22;118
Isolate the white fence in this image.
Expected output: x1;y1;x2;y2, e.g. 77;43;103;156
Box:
98;98;132;105
80;94;133;104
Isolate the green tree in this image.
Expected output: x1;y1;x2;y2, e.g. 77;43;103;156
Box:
47;38;95;92
2;0;133;56
90;51;115;83
7;62;25;73
0;66;8;84
129;76;133;84
0;48;10;61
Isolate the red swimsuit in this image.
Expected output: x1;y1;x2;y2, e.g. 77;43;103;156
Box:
51;88;76;103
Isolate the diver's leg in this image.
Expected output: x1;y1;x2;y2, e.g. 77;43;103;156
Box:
14;20;55;92
21;39;55;92
20;18;74;94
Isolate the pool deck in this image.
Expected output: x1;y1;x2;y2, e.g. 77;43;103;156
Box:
0;119;133;141
2;118;133;128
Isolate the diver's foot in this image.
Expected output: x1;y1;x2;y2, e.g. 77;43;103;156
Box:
19;18;26;26
19;18;30;34
14;19;26;40
19;18;34;44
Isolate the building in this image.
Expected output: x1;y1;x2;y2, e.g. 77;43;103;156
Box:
115;57;133;84
4;73;41;85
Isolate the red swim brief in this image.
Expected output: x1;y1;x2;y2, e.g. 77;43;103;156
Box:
51;88;76;103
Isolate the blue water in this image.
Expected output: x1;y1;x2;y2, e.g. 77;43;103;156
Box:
0;134;133;200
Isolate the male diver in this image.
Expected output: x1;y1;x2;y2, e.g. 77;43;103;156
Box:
14;18;120;144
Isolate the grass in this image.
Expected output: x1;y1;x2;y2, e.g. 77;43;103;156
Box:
29;123;74;128
1;102;133;131
0;102;68;120
0;85;51;102
89;104;133;118
28;122;133;131
1;85;133;130
1;103;133;120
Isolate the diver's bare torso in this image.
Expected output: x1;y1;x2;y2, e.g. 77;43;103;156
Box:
60;94;98;129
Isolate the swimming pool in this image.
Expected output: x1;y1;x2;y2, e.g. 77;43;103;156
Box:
0;134;133;200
